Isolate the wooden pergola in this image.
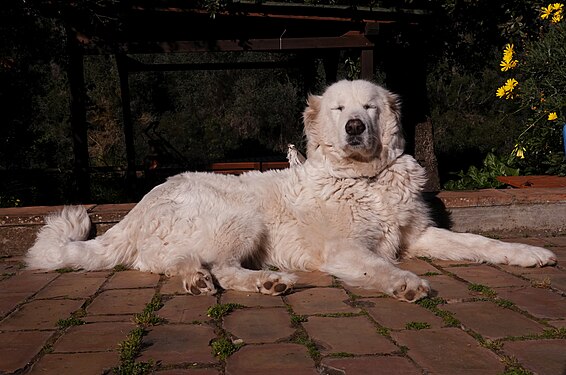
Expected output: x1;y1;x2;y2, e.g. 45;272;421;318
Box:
37;1;435;201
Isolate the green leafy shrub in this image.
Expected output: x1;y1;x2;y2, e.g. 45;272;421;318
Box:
444;152;519;190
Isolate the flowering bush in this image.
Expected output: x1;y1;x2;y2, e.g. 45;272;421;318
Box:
496;2;566;175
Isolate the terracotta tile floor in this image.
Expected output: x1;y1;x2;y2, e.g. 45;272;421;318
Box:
0;234;564;374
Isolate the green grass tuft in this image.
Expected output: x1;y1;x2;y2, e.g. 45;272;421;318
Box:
405;321;431;330
118;327;145;362
541;327;566;339
468;283;497;298
114;327;153;374
416;297;460;327
57;316;86;329
207;303;244;319
291;331;320;361
423;272;441;276
113;295;165;374
290;314;308;326
133;294;164;326
501;356;533;375
327;352;355;358
376;326;391;336
211;337;242;360
495;299;515;309
416;297;445;309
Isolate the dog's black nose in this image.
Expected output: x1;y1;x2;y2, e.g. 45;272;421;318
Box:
345;119;366;136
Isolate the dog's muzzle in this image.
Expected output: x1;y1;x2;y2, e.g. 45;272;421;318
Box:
345;119;366;146
345;119;366;136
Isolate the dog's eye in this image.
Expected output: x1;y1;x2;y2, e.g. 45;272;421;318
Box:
332;106;344;111
363;104;377;110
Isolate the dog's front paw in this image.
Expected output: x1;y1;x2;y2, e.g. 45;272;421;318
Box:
390;272;430;303
183;270;217;296
509;245;557;267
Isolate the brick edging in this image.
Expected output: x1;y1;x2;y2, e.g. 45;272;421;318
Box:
1;188;565;227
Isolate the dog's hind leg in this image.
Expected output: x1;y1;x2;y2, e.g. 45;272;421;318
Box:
406;227;557;267
195;209;297;295
211;263;297;295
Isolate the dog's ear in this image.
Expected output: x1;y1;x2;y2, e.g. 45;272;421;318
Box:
303;94;321;129
381;91;405;162
303;94;322;154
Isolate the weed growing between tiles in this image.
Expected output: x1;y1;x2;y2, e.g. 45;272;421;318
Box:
134;294;164;326
56;308;87;329
500;356;533;375
289;329;321;362
416;297;461;327
495;299;515;309
56;316;86;329
115;327;153;375
507;327;566;341
113;293;163;374
423;271;442;276
475;328;566;375
314;312;360;318
290;313;308;326
326;352;356;358
405;321;432;330
468;283;497;298
206;303;244;319
375;325;391;337
283;304;321;363
206;302;246;361
210;337;242;360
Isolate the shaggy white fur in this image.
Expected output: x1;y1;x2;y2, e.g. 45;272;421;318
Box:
26;80;557;302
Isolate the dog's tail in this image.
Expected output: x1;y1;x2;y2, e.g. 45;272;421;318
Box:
26;205;126;271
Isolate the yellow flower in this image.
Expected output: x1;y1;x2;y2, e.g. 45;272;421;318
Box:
499;44;518;71
541;3;564;22
503;44;514;61
548;112;558;120
500;59;518;71
503;78;518;91
496;79;518;100
541;4;553;19
513;144;526;159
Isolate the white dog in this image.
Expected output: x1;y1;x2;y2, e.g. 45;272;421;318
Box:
26;80;557;302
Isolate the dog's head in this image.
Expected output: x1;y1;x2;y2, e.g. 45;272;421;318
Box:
303;80;404;177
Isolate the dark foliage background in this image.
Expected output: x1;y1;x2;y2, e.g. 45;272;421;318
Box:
1;0;562;206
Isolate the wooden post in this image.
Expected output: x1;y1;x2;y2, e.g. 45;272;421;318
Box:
360;49;374;80
67;30;91;202
115;54;137;201
322;50;339;84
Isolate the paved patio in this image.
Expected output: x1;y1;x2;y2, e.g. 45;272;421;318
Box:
0;189;565;374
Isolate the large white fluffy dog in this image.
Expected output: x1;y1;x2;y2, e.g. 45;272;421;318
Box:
26;80;557;302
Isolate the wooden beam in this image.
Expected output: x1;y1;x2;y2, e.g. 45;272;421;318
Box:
123;57;300;72
118;35;374;54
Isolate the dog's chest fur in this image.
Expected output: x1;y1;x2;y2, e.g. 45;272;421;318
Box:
263;155;428;268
